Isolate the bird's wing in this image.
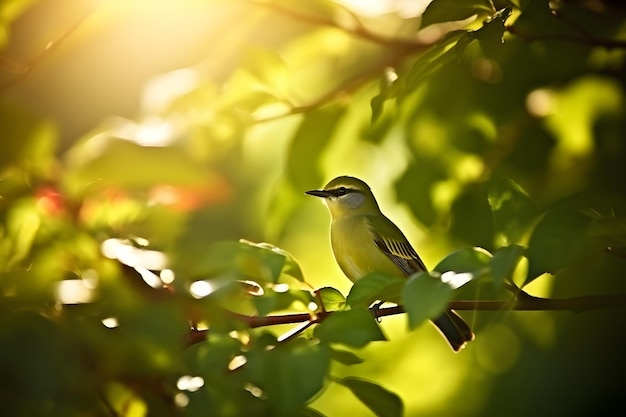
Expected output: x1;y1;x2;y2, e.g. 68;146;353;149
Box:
369;217;428;276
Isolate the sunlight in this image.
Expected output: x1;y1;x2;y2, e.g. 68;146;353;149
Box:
81;269;99;289
441;271;473;289
189;280;215;299
142;68;198;113
228;355;248;371
526;88;555;117
133;117;176;147
101;238;168;270
135;266;162;288
174;393;189;408
272;283;290;293
54;279;95;304
177;375;205;392
160;268;175;284
102;317;119;328
336;0;431;17
244;383;264;398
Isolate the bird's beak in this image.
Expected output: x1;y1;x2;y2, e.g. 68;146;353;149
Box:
305;189;332;198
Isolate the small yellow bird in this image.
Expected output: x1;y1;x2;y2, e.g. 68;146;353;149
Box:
306;175;474;351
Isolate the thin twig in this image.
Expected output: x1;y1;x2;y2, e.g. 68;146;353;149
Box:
0;5;95;90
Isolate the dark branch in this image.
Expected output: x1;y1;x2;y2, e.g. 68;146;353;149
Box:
182;292;626;348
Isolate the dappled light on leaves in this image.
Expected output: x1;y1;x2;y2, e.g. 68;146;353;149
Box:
441;271;473;289
189;280;216;299
3;1;626;416
101;317;119;328
177;375;205;392
54;279;96;304
101;238;168;270
526;88;556;118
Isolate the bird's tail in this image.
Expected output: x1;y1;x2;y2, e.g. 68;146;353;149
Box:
432;309;475;352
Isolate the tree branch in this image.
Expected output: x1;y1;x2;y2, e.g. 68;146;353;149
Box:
0;5;95;90
182;292;626;348
249;0;433;50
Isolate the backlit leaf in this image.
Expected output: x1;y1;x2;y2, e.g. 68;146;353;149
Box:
402;271;453;329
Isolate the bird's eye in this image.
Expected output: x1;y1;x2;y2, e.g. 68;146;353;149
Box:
337;187;347;196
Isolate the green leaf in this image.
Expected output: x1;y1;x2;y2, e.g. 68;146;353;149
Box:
335;377;403;417
490;244;525;287
253;289;310;316
190;240;294;284
525;207;594;285
421;0;494;29
370;69;400;125
346;272;406;308
315;308;386;348
243;47;290;98
488;177;537;244
244;240;304;281
402;271;453;329
329;347;364;365
473;7;513;45
317;287;346;312
0;101;57;175
433;247;493;279
65;137;208;191
286;104;346;191
404;30;466;92
6;199;41;268
297;408;328;417
246;337;330;416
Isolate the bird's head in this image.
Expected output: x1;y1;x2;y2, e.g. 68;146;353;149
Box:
306;176;380;218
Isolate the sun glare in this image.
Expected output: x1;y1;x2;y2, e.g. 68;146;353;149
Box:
54;279;95;304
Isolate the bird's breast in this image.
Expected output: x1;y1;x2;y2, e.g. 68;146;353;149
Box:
330;216;403;282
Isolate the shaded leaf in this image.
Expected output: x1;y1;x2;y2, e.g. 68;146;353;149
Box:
298;408;328;417
433;247;492;277
329;347;364;365
315;308;386;348
402;271;453;329
525;208;594;285
335;377;403;417
254;289;312;316
474;7;513;45
346;272;406;308
421;0;493;29
245;240;304;280
488;177;537;244
247;337;330;416
490;244;525;286
404;30;466;92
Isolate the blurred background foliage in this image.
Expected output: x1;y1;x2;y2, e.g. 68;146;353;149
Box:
1;0;626;416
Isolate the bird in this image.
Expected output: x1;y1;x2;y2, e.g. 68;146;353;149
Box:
306;175;474;351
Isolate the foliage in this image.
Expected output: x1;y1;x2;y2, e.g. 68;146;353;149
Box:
2;0;626;416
